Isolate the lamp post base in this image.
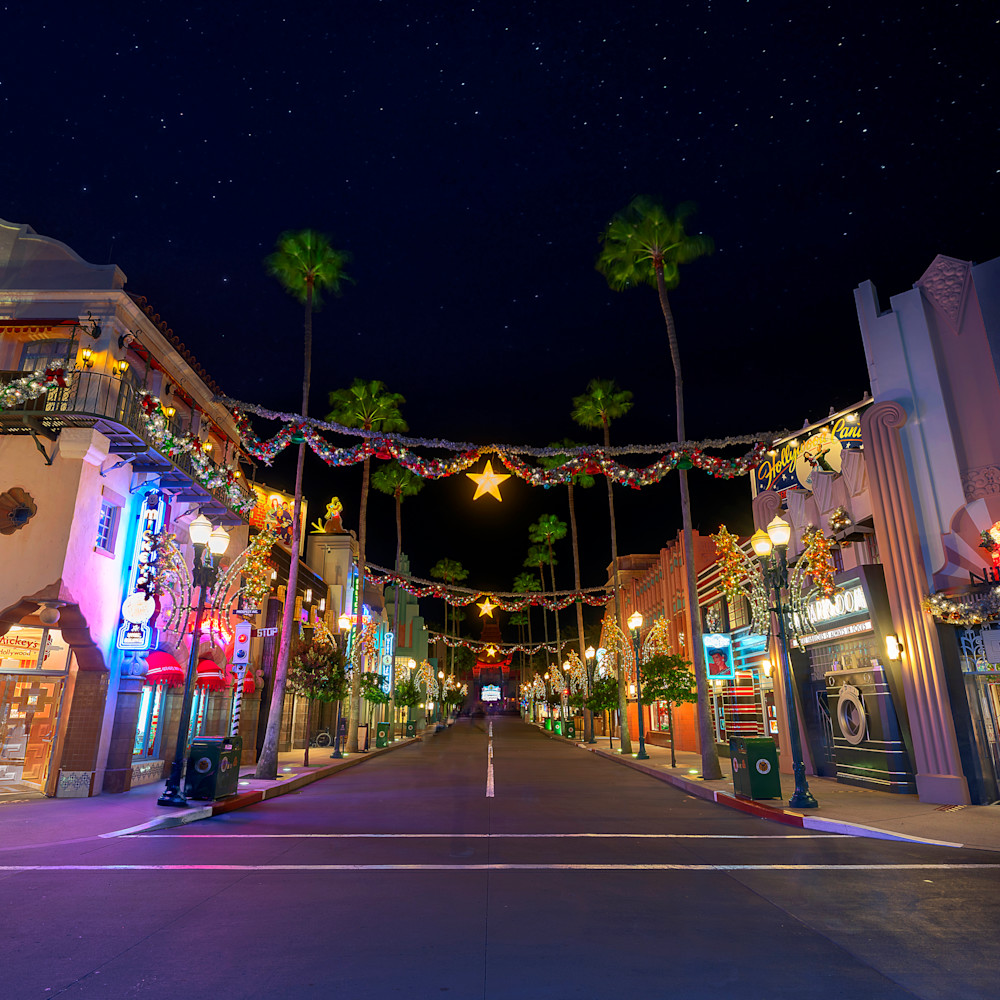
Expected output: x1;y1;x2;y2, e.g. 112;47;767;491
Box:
636;747;649;760
157;788;188;808
788;788;819;809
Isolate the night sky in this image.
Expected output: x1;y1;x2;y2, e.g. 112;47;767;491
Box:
3;2;997;628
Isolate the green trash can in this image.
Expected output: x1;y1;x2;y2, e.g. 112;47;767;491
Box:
375;722;390;748
544;719;553;731
730;736;781;800
185;735;242;800
404;720;417;738
553;719;563;735
565;720;576;740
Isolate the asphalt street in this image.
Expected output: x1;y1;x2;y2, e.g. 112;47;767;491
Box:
2;717;997;1000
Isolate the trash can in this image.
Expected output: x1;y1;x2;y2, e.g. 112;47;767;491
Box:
404;720;417;738
730;736;781;800
544;719;553;731
185;735;242;800
564;719;576;740
553;719;563;735
375;722;390;748
356;724;369;751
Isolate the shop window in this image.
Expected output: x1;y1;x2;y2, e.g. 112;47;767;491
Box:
133;684;166;758
95;502;120;555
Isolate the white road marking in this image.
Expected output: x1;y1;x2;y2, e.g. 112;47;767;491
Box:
486;723;494;797
1;863;997;873
127;832;846;840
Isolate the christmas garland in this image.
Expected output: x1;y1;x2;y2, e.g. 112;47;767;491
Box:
427;632;560;655
139;392;256;517
220;396;771;488
0;367;73;410
922;588;1000;626
365;563;611;610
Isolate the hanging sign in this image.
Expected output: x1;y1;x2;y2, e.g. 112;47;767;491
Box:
703;633;735;680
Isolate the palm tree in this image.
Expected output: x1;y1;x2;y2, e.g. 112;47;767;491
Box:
524;544;553;676
597;196;718;778
512;571;540;675
430;558;468;678
371;461;424;736
528;514;568;667
571;377;633;754
540;441;596;735
256;230;351;780
326;379;407;753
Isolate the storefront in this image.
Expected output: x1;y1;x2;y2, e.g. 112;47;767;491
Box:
790;565;916;793
702;631;775;746
0;625;74;799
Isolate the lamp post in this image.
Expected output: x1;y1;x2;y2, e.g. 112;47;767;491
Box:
584;645;597;744
751;515;818;809
627;611;649;760
158;514;229;807
437;669;445;724
331;613;353;758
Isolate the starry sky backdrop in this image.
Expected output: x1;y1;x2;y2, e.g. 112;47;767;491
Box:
3;2;997;625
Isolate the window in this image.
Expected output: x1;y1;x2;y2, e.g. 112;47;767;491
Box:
18;339;73;372
728;595;750;630
95;501;120;555
133;684;166;758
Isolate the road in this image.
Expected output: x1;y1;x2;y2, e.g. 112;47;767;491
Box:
2;717;997;999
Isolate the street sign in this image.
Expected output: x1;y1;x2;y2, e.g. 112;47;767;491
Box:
232;622;252;666
235;608;261;618
255;627;278;638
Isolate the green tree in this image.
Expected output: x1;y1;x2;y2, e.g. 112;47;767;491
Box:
597;196;718;778
371;461;424;732
429;558;468;677
286;636;349;768
394;677;420;722
326;379;407;753
256;230;351;780
639;653;698;768
571;377;634;754
585;673;620;750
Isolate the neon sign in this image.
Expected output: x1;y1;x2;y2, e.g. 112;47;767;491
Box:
117;491;164;651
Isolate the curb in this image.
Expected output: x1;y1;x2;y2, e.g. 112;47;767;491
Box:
569;737;967;849
103;736;420;838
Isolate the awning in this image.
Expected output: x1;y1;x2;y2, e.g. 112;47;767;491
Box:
195;658;227;691
145;650;185;688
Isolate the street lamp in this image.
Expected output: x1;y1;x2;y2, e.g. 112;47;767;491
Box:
329;612;354;758
158;513;229;807
627;611;649;760
438;669;445;723
751;515;818;809
584;645;596;743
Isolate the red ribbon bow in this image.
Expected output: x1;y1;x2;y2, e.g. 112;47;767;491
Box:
44;367;67;388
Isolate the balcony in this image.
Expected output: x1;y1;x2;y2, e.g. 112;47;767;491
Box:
0;370;253;524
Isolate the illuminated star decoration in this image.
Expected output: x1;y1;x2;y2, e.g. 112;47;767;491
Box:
477;597;497;618
466;459;510;501
485;645;498;658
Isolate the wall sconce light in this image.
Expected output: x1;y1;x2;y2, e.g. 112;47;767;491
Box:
886;634;903;661
164;405;176;418
79;345;94;368
78;310;101;340
761;658;773;678
115;359;130;377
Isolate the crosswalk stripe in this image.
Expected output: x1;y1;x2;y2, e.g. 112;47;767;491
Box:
1;863;997;872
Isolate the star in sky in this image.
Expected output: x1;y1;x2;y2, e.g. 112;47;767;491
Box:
466;459;510;501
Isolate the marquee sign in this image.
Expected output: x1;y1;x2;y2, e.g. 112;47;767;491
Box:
752;411;866;496
481;684;501;702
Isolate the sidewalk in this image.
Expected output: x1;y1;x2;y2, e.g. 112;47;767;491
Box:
556;728;1000;852
0;736;421;853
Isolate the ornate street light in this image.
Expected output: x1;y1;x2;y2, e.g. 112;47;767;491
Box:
584;645;597;743
751;515;818;809
627;611;649;760
330;613;354;758
158;513;229;807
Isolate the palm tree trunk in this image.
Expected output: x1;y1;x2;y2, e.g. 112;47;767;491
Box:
256;285;313;779
388;492;402;738
546;542;564;718
604;420;632;753
656;268;720;779
538;560;551;671
347;451;372;753
567;482;591;740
